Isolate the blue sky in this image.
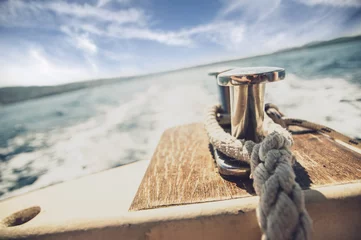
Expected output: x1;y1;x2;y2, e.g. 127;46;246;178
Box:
0;0;360;87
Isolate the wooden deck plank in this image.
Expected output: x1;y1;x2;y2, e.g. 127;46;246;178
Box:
130;123;361;211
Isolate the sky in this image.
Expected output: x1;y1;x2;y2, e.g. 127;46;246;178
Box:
0;0;360;87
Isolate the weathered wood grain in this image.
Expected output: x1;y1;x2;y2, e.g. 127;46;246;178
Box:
130;123;361;211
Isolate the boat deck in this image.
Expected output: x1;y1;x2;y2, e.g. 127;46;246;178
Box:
131;123;361;210
1;123;361;240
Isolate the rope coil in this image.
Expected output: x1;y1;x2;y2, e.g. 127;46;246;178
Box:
205;105;312;240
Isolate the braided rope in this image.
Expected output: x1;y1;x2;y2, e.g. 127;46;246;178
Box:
205;105;312;240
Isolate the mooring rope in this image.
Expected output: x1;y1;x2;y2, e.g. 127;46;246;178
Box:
205;104;312;240
265;103;361;151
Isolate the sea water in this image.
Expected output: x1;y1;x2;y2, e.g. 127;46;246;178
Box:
0;39;361;200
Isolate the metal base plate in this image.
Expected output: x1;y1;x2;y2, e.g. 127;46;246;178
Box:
213;147;250;178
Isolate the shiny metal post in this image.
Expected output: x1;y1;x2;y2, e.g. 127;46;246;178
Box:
217;67;285;142
208;67;235;114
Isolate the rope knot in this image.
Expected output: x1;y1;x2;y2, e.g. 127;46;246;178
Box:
259;131;292;161
204;105;312;240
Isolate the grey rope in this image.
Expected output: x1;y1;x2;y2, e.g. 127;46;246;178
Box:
205;105;312;240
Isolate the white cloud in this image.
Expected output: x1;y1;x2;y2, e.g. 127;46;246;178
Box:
0;0;147;27
80;21;245;48
180;22;246;49
75;34;97;55
0;0;359;87
44;2;145;25
296;0;361;7
0;46;140;86
97;0;112;7
0;0;245;48
0;48;91;86
218;0;281;22
228;25;245;46
106;25;193;46
101;50;137;61
97;0;130;8
0;0;246;49
61;26;98;55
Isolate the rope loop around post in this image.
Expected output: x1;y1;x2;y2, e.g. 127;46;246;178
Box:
204;104;312;240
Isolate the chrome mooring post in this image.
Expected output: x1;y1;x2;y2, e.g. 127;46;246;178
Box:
208;67;234;115
212;67;286;177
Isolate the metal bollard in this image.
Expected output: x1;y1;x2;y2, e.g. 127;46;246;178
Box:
217;67;285;142
208;67;235;115
213;67;286;177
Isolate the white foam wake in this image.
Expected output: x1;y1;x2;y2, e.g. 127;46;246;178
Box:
0;73;216;199
1;69;360;200
266;73;361;138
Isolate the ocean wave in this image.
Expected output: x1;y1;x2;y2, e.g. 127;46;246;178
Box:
1;67;360;200
266;73;361;137
0;79;216;199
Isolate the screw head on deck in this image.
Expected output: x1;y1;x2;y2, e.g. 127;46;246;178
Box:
217;67;285;86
